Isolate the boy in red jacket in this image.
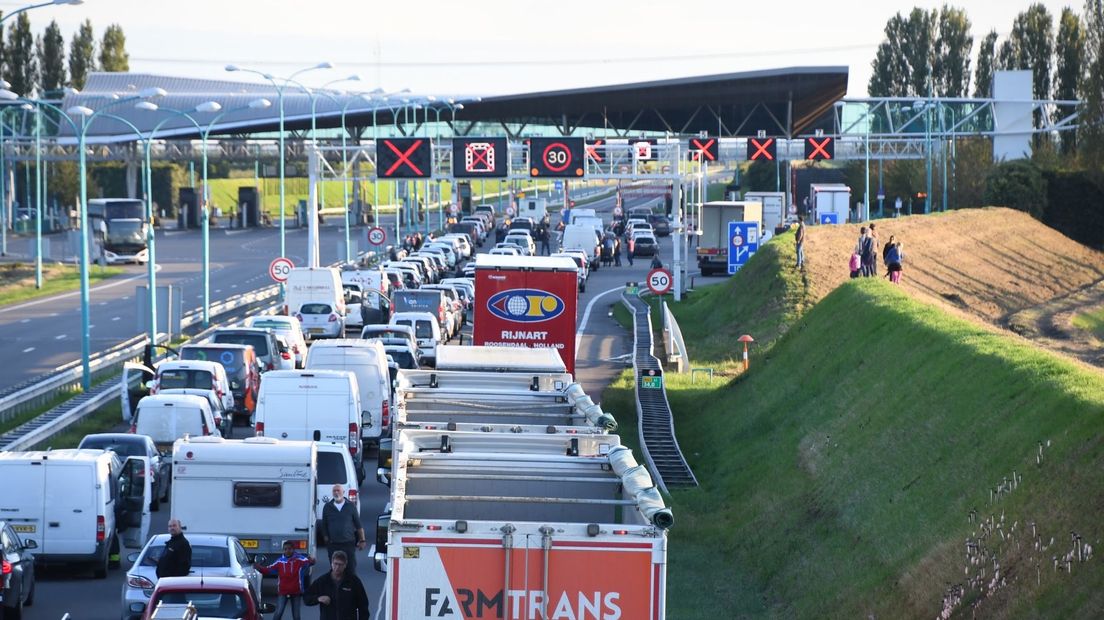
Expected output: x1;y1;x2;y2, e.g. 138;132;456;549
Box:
255;540;316;620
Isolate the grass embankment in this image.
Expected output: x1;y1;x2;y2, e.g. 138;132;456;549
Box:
603;231;1104;616
32;403;124;450
1072;308;1104;340
0;263;122;306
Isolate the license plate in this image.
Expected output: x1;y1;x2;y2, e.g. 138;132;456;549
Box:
12;524;35;533
308;328;324;334
240;539;258;549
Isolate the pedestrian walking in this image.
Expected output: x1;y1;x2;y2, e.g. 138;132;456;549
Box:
855;227;875;277
614;235;622;267
303;550;371;619
794;220;806;270
156;519;192;579
886;240;904;284
539;226;551;256
626;236;635;266
320;485;366;574
255;541;316;620
867;223;880;277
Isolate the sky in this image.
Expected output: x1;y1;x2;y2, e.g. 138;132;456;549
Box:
4;0;1084;99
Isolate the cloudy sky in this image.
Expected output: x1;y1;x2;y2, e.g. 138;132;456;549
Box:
6;0;1082;98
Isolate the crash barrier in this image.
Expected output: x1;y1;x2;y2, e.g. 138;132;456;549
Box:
0;285;282;452
662;299;690;373
621;286;698;492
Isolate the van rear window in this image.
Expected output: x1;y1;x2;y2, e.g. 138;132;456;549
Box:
213;334;270;357
158;369;214;390
317;452;348;485
301;303;332;315
181;347;246;375
233;482;281;507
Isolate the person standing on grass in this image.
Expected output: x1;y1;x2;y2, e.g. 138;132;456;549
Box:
867;223;880;277
794;220;806;270
882;234;896;276
886;240;904;284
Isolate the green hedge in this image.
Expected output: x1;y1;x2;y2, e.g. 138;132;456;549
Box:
1042;169;1104;248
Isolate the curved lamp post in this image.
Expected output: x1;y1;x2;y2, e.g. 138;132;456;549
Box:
225;62;332;259
67;86;166;389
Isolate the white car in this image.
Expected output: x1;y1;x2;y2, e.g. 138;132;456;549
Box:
295;301;345;340
504;231;536;255
440;233;473;259
490;245;521;256
245;315;307;368
120;533;263;620
390;311;443;367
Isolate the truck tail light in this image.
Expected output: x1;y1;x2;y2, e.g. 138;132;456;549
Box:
348;487;358;503
328;313;339;323
281;351;291;360
255;422;265;436
348;423;358;454
128;422;137;433
1;558;11;575
96;515;105;542
381;400;390;428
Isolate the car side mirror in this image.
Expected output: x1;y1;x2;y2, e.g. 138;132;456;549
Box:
254;554;268;565
23;539;37;550
127;551;139;562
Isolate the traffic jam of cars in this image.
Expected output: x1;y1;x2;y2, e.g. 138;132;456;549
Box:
0;202;675;620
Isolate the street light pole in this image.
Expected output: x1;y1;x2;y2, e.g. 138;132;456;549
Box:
67;87;167;389
225;62;332;259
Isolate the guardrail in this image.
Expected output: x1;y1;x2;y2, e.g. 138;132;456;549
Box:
0;284;281;441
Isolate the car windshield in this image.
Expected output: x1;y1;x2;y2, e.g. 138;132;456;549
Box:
212;333;269;357
318;451;348;485
152;591;245;617
78;437;144;457
300;303;332;315
180;347;247;379
142;544;230;567
158;369;214;390
249;320;292;336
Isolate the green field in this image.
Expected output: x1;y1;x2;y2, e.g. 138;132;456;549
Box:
605;233;1104;617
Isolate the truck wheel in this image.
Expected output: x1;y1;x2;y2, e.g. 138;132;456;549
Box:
94;549;109;578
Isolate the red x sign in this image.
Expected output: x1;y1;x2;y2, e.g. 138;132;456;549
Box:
748;138;775;161
586;139;605;162
689;138;718;161
377;138;432;178
385;139;424;175
805;137;834;160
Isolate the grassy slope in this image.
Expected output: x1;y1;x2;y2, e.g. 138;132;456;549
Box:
1072;308;1104;339
0;264;122;306
667;278;1104;617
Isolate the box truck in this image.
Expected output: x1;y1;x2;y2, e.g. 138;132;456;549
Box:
811;183;852;224
372;430;671;619
473;255;579;375
696;201;763;276
743;191;787;234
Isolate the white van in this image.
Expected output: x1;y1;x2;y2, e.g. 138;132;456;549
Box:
254;370;364;478
314;441;359;545
132;394;221;452
560;223;602;270
305;339;391;447
285;267;345;318
389;311;442;368
171;436;317;560
0;449;151;578
120;360;234;432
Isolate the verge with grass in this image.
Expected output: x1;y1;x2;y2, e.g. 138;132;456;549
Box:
657;276;1104;617
0;263;123;306
1072;307;1104;340
32;402;124;450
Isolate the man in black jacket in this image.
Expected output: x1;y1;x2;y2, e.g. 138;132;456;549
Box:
304;551;370;619
156;519;191;579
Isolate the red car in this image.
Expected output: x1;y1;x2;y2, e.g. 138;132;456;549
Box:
136;576;274;620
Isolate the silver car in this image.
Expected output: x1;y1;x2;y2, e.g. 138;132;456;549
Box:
121;533;263;620
296;301;345;340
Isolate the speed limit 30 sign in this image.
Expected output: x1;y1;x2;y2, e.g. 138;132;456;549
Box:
646;268;673;295
269;257;295;282
367;226;387;246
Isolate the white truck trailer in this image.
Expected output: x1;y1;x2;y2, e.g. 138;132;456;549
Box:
372;429;672;619
743;191;788;234
810;183;852;224
696;201;763;276
171;436;317;560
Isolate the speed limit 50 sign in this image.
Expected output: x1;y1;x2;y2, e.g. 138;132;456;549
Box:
646;268;673;295
269;257;295;282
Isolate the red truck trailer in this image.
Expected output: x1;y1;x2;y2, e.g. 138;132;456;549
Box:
473;255;579;376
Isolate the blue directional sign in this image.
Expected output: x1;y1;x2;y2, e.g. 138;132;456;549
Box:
554;180;564;191
819;213;839;225
728;221;759;274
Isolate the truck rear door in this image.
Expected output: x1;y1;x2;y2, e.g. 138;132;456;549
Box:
120;362;153;422
44;461;97;556
391;533;662;619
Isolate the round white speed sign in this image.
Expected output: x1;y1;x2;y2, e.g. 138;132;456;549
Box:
646;268;673;295
269;257;295;282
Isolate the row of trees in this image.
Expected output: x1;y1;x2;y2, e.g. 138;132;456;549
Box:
868;2;1104;164
0;14;129;98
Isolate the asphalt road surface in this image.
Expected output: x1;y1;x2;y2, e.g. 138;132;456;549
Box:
21;193;689;619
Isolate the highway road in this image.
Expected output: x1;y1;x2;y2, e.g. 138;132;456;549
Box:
20;192;689;619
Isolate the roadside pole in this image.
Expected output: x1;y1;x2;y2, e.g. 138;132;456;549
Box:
307;148;320;268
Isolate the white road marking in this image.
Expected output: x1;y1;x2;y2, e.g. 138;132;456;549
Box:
48;312;58;317
22;347;34;353
121;296;129;300
20;318;30;323
55;334;66;340
112;316;121;321
576;285;626;350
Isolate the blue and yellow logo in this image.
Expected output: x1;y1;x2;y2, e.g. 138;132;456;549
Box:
487;289;565;323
